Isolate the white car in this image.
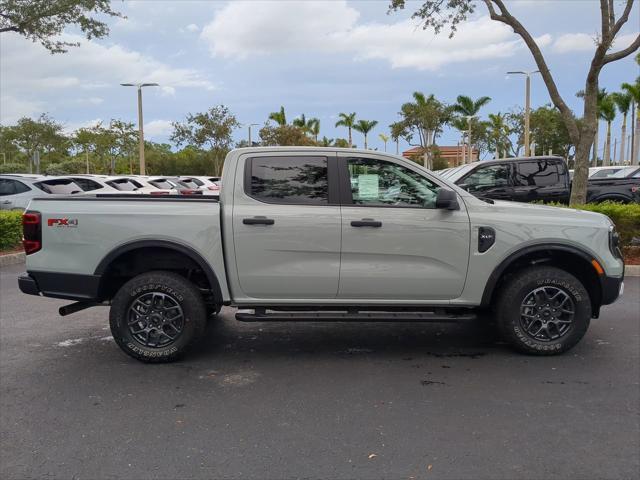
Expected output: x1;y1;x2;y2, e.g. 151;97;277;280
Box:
0;175;83;210
57;175;121;194
105;176;177;195
179;176;221;195
588;166;629;179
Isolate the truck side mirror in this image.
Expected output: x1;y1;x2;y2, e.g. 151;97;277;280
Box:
435;188;460;210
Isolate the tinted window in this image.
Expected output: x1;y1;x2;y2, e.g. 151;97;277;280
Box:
178;179;200;189
149;179;175;189
515;161;560;187
14;180;30;194
107;179;139;191
71;178;102;191
347;157;440;208
462;164;511;192
0;179;16;195
248;156;328;205
35;180;81;194
591;168;622;179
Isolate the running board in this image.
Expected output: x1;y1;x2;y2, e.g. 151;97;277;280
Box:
235;309;477;323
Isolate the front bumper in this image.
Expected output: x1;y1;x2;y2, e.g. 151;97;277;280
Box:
601;274;624;305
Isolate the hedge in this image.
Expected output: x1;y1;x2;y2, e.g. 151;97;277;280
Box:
559;202;640;248
0;210;23;251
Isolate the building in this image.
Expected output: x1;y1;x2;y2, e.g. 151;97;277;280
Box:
402;145;478;168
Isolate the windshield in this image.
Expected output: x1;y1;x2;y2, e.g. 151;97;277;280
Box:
610;167;637;178
443;164;477;182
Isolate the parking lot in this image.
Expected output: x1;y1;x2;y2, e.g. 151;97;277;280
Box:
1;262;638;479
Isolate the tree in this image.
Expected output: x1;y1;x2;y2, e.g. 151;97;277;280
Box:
485;113;511;159
334;138;351;148
320;136;334;147
611;92;632;163
171;105;239;175
529;105;574;159
622;77;640;165
577;88;608;164
390;92;451;168
335;112;357;148
268;106;287;126
599;95;617;166
293;114;320;141
378;133;390;152
389;0;640;204
10;114;67;173
353;119;378;150
258;124;317;147
452;94;491;162
0;0;123;53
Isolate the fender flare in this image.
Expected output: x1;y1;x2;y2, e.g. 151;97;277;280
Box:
480;243;603;307
94;239;223;303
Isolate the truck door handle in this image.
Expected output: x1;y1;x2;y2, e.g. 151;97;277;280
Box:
351;219;382;228
243;216;275;225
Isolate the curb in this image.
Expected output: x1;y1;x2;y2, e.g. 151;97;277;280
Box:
0;251;25;267
626;265;640;277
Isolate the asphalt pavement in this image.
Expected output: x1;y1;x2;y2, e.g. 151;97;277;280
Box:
1;262;639;480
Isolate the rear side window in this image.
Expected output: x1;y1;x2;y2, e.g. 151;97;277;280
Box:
107;179;139;191
149;179;175;189
178;179;200;189
515;161;560;187
0;179;16;195
247;156;328;205
71;178;102;191
35;180;81;194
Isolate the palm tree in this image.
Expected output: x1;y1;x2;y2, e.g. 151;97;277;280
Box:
353;119;378;150
486;113;511;159
292;113;307;131
378;133;390;152
268;106;287;126
622;78;640;165
611;92;632;163
308;118;320;142
335;112;357;148
320;136;334;147
599;95;616;166
452;95;491;162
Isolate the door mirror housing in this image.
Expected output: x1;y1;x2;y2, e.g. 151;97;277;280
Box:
435;188;460;210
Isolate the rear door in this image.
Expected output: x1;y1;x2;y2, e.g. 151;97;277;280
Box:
513;159;568;203
231;153;341;300
337;154;470;301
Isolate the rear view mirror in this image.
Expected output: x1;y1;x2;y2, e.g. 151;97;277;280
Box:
435;188;460;210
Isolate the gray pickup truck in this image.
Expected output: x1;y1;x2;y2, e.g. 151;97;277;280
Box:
19;147;624;362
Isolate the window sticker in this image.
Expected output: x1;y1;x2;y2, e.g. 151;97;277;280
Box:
357;174;379;199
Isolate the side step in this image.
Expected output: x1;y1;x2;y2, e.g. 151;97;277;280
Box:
235;309;477;323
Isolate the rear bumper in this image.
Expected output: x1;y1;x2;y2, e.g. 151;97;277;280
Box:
18;271;101;301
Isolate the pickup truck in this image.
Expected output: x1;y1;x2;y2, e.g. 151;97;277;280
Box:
18;147;625;362
441;156;640;204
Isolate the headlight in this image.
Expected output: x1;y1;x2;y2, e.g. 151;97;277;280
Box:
609;224;622;259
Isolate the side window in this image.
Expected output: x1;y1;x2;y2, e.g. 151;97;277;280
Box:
515;161;560;187
462;164;511;192
71;178;101;191
248;156;328;205
14;181;30;194
0;179;17;196
346;157;440;208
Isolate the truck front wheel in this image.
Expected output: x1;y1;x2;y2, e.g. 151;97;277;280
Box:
496;266;591;355
109;271;207;363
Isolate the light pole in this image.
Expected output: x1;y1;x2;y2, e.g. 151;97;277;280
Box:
507;70;540;157
120;82;159;175
247;123;259;147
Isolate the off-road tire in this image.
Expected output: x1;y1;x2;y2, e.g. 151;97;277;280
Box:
110;271;206;363
496;266;591;355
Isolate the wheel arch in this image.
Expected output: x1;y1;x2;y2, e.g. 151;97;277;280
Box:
481;243;605;317
94;240;223;304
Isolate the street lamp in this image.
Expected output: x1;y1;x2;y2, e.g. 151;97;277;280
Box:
120;82;159;175
247;123;259;147
507;70;540;157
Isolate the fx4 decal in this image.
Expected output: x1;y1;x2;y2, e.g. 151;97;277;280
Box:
48;218;78;228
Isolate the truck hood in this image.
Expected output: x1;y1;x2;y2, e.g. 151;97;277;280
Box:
469;198;612;229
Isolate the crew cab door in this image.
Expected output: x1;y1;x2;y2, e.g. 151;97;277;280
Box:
337;154;470;301
458;163;515;200
231;153;341;300
512;159;569;203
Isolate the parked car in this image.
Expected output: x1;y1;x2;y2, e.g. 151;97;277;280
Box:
19;147;624;362
447;157;640;204
588;166;631;179
179;176;221;195
0;175;83;210
610;166;640;178
57;175;120;194
106;176;179;195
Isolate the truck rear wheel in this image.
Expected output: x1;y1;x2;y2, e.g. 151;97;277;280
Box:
109;271;207;363
496;266;591;355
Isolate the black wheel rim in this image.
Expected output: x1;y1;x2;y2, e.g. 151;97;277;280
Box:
519;286;575;342
127;292;185;348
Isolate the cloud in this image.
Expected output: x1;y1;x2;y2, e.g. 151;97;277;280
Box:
552;31;638;54
0;96;44;124
0;33;214;123
185;23;200;33
144;119;174;137
200;1;535;71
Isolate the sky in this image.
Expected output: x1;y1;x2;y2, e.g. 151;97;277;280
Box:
0;0;638;156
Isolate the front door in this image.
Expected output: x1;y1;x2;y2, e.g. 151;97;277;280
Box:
338;154;471;301
232;153;341;300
